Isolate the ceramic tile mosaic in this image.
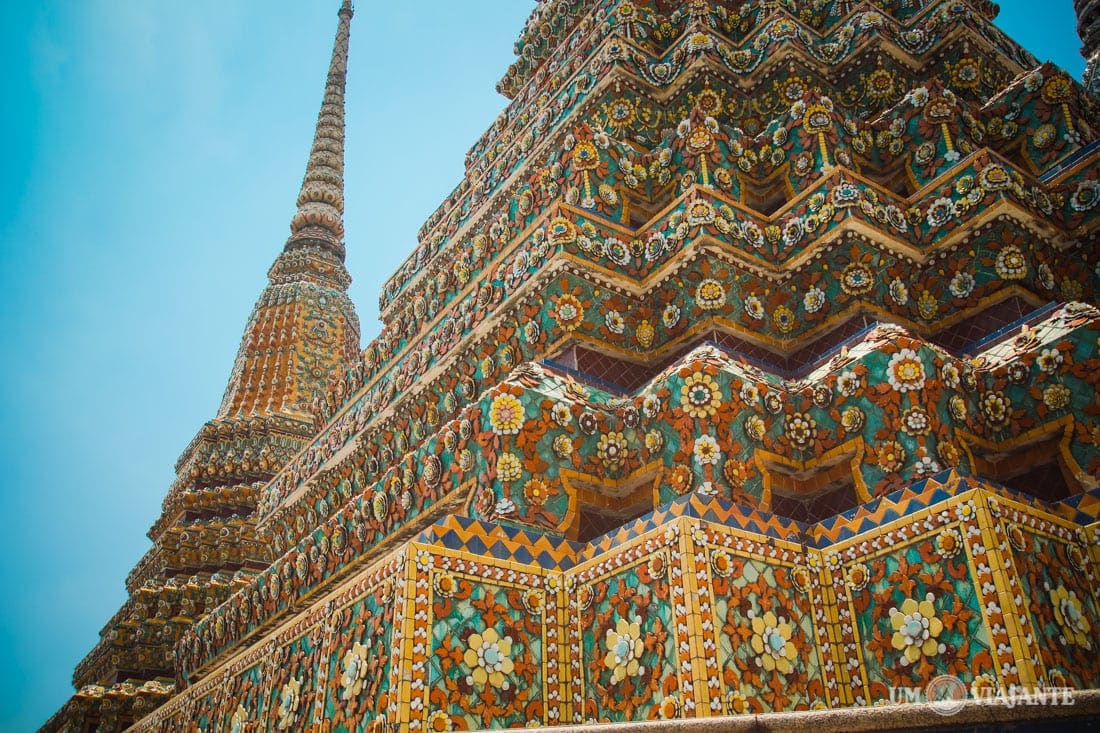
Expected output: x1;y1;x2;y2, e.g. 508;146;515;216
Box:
47;0;1100;730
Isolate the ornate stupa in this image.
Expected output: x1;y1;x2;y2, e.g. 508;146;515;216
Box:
45;0;1100;730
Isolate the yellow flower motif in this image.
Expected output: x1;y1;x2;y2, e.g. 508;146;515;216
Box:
427;711;454;732
276;678;302;730
231;705;249;733
552;434;573;458
339;642;371;700
1051;585;1092;649
636;319;655;347
463;628;515;688
496;452;523;482
784;412;817;449
433;572;457;598
596;431;628;469
846;563;869;591
971;673;998;699
917;290;938;320
548;217;577;244
572;141;600;171
886;348;926;392
745;414;767;442
488;393;524;435
726;690;748;714
1043;383;1071;410
750;610;797;674
696;279;726;310
680;373;721;419
889;595;945;665
604;617;645;683
553;293;584;329
711;549;733;577
935;528;962;558
773;305;796;334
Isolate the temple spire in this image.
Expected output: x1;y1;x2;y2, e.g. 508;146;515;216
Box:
213;0;362;421
287;0;354;259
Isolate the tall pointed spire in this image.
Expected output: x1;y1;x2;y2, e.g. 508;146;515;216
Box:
44;7;364;728
215;0;362;421
287;0;354;259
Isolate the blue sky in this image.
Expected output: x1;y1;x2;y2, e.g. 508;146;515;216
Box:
0;2;1087;730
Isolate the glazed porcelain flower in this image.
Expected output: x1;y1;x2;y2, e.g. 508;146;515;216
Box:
1043;384;1071;410
980;390;1011;427
696;279;726;310
840;406;865;433
488;393;525;435
662;303;681;328
846;563;869;591
276;678;301;730
773;305;796;333
836;370;860;396
889;595;944;665
523;478;552;507
693;434;721;465
744;294;765;320
681;373;721;419
427;711;453;732
552;434;573;458
745;414;767;442
551;402;572;426
231;705;248;733
659;694;680;719
750;610;797;674
841;263;874;295
604;617;645;683
340;642;371;700
1050;585;1092;649
784;412;817;449
886;349;925;393
726;690;748;714
597;431;628;469
605;309;625;334
554;294;584;329
995;246;1027;279
934;528;962;558
1038;347;1064;372
463;628;515;688
496;452;523;482
874;440;905;472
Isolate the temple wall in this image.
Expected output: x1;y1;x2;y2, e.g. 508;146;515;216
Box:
132;472;1100;731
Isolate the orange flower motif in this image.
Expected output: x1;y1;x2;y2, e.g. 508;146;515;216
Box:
523;478;552;507
553;294;584;330
668;464;692;495
874;440;906;472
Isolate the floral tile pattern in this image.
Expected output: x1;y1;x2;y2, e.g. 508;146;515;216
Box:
700;528;828;713
54;0;1100;730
